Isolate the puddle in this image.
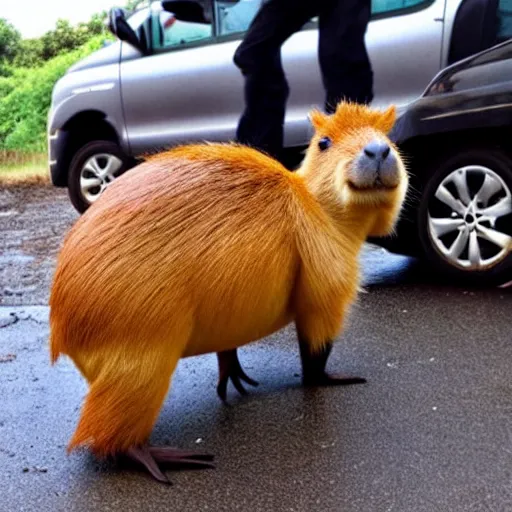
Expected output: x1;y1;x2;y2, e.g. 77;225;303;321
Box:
360;245;417;286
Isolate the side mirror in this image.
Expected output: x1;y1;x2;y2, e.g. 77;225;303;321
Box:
108;7;126;36
161;0;210;24
108;7;148;53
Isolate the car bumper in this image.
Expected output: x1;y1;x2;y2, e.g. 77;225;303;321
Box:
47;129;70;187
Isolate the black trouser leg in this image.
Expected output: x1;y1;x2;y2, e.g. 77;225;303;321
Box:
233;0;319;159
234;0;374;154
318;0;374;113
235;53;289;159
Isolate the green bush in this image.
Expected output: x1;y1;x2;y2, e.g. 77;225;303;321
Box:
0;35;108;153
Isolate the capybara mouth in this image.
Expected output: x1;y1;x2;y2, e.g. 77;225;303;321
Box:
346;178;398;192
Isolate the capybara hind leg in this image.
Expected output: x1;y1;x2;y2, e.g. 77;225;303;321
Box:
298;334;366;387
125;446;215;484
68;341;215;484
216;349;259;403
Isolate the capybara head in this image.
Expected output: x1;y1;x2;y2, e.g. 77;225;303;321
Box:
302;101;408;214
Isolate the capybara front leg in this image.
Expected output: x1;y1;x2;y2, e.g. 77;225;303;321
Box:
298;334;366;387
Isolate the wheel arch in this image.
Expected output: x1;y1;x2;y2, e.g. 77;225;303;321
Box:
399;124;512;184
52;110;122;187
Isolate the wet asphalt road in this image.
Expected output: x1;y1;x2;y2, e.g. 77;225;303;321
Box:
1;186;512;512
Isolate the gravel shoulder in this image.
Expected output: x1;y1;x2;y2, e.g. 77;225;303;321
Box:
0;184;78;306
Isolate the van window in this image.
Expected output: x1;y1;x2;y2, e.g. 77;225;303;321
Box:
216;0;432;37
216;0;263;36
151;2;213;51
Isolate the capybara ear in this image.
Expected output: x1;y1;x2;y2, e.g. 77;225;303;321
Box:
308;109;328;132
376;105;397;134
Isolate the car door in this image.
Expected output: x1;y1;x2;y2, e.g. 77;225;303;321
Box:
361;0;447;113
120;0;447;155
120;2;225;154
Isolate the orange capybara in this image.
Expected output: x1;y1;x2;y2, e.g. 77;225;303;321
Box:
49;101;408;484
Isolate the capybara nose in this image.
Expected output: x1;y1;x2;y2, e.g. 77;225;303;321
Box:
349;140;399;190
363;140;391;163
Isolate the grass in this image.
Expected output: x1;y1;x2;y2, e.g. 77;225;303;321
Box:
0;151;49;186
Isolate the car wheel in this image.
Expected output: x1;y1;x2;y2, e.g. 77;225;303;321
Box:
68;140;134;214
418;148;512;286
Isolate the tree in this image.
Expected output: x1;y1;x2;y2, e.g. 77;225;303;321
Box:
40;19;89;60
83;12;109;36
6;10;111;69
0;18;21;62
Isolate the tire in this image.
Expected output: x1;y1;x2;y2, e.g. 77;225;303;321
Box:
68;140;134;214
418;148;512;286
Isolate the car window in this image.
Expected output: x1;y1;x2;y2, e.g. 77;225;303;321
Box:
498;0;512;41
151;2;214;51
216;0;432;37
371;0;428;16
161;14;213;47
216;0;263;36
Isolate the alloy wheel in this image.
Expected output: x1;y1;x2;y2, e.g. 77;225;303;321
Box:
427;165;512;270
80;153;123;204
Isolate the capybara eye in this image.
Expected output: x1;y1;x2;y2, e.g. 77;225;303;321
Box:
318;137;331;151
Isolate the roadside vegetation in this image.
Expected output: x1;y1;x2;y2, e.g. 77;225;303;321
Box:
0;0;145;182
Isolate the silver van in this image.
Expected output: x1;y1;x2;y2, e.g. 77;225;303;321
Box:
47;0;505;213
